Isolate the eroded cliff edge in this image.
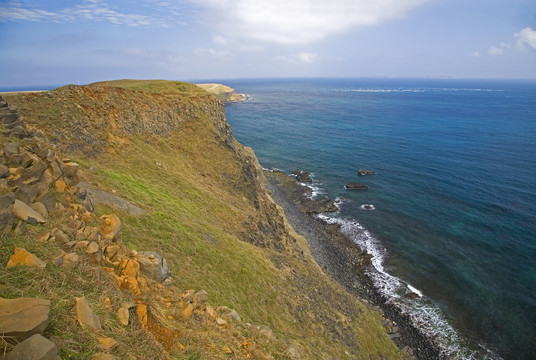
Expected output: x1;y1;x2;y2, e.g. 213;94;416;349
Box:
1;80;407;359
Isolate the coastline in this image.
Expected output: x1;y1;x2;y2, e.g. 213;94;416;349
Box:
264;169;441;359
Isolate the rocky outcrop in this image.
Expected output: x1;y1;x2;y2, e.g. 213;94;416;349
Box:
358;169;375;176
292;169;312;183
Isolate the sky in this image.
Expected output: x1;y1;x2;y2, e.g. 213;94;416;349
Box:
0;0;535;87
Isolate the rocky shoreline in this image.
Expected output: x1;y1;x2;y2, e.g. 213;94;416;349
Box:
264;169;441;359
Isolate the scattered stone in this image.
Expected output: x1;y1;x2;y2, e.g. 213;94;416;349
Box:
61;253;79;269
4;143;20;156
0;164;9;178
86;241;100;254
30;202;48;219
216;317;227;326
13;199;46;223
345;182;369;190
116;307;129;326
118;258;140;278
137;251;171;284
0;297;51;342
75;297;102;332
98;337;118;350
51;228;70;245
5;334;60;360
222;345;233;354
6;247;46;269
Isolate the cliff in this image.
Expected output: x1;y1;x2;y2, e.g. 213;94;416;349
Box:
0;80;405;359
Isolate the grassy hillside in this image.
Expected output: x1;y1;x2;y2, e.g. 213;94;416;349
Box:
1;80;404;359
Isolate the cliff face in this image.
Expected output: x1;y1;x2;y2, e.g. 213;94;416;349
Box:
1;81;404;360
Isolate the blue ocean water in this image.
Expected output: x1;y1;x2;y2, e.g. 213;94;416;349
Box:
221;78;536;359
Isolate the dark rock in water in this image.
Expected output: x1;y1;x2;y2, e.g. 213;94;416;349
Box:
345;183;368;190
358;169;375;176
292;169;312;183
301;197;338;214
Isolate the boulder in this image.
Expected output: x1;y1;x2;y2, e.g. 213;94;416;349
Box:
75;297;102;332
6;247;46;269
5;334;60;360
13;199;46;223
0;297;51;342
345;183;368;190
193;290;209;306
98;337;118;350
137;251;171;284
63;162;79;178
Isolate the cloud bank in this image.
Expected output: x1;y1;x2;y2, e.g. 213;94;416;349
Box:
515;27;536;50
193;0;428;44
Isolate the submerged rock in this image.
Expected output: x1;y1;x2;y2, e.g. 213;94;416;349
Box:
358;169;375;176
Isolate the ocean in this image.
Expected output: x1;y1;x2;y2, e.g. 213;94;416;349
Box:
221;78;536;359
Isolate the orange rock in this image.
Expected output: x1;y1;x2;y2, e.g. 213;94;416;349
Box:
98;337;117;350
99;214;121;243
118;259;139;278
6;247;46;269
103;297;112;309
222;346;233;354
175;343;186;351
136;303;147;328
180;303;194;320
123;276;141;296
54;178;67;193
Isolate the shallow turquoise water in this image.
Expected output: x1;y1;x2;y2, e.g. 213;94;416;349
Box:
222;78;536;359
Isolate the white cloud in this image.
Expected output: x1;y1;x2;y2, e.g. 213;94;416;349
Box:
488;46;503;55
515;27;536;50
0;0;167;27
276;52;319;64
192;0;428;44
470;51;480;58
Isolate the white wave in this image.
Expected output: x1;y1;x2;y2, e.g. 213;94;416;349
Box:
315;214;499;359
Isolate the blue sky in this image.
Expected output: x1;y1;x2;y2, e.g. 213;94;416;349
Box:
1;0;535;87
